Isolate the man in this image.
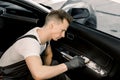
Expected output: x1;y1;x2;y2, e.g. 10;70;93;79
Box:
0;9;85;80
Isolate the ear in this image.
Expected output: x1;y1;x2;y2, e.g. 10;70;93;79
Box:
49;21;55;29
49;23;53;29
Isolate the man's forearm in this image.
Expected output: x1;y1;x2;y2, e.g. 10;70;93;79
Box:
33;63;67;80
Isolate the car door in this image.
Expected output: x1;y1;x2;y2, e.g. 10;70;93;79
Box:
49;2;120;80
51;21;120;80
50;1;120;80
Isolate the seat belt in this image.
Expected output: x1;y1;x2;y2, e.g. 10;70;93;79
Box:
17;35;48;45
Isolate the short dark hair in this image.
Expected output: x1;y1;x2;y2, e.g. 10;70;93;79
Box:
45;9;73;24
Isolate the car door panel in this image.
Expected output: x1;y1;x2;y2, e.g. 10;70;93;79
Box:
51;22;120;80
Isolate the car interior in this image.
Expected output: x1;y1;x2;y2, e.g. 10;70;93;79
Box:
0;0;120;80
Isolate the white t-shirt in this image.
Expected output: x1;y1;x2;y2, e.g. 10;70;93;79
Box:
0;27;47;66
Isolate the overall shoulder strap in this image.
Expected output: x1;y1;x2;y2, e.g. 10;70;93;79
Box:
0;35;39;79
17;35;49;47
17;35;38;41
0;35;38;59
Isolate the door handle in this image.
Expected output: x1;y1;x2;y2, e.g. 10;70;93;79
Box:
66;32;75;40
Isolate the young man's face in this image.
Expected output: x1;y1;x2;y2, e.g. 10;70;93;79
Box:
51;19;69;41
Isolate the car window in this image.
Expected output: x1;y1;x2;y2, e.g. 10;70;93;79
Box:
82;0;120;39
33;0;120;39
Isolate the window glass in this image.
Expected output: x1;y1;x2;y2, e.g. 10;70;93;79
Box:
87;0;120;38
33;0;120;38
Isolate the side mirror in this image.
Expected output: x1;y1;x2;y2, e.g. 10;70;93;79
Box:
68;8;90;19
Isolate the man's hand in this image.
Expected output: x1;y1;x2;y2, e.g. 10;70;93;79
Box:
64;56;85;70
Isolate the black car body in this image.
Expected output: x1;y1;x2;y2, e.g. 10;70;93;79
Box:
0;0;120;80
